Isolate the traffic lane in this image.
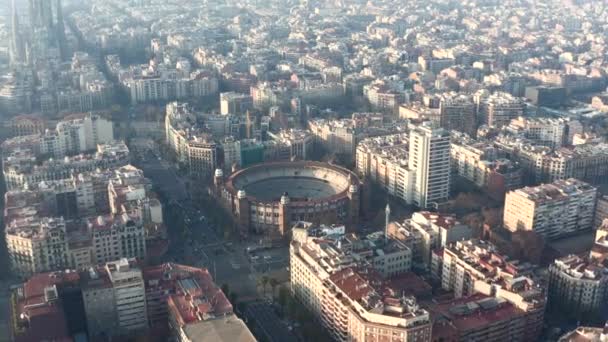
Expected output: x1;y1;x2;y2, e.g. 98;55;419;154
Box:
244;302;298;342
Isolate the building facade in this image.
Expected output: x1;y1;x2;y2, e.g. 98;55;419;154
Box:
503;178;597;240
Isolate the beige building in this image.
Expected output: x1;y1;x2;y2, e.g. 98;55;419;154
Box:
290;223;430;342
6;217;70;278
450;133;522;197
165;102;218;177
88;213;146;264
503;178;597;240
356;133;413;203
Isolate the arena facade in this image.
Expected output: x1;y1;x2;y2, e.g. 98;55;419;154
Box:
213;161;362;239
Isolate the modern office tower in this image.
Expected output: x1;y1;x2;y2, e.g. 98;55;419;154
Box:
220;92;253;115
548;254;608;318
503;178;597;240
439;93;476;136
409;122;451;209
290;223;430;342
478;91;524;128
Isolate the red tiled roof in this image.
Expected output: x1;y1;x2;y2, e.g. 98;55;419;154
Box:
13;271;80;342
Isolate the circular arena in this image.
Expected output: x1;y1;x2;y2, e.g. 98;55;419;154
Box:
229;162;352;202
215;161;362;238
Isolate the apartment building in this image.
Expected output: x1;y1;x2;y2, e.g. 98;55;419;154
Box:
548;254;608;318
477;91;524;128
165;102;218;177
451;133;522;198
88;213;146;264
267;129;314;161
4;164;159;277
290;222;431;342
388;211;472;270
355;122;450;209
439;93;476;136
356;133;413;203
496;138;608;184
164;265;255;342
2;140;130;191
595;195;608;228
9;261;249;342
309;115;404;160
81;259;148;338
5;217;70;278
507;116;569;148
434;239;545;340
219;92;253;115
503;178;597;240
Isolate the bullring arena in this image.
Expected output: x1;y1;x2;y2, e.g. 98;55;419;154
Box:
213;161;362;238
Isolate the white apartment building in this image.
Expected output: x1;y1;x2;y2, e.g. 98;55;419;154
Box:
388;211;472;269
2;141;130;191
503;178;597;240
220;92;253;115
290;223;431;342
356;133;414;203
507;117;567;148
30;113;114;159
107;259;148;333
267;129;314;161
355;123;450;209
